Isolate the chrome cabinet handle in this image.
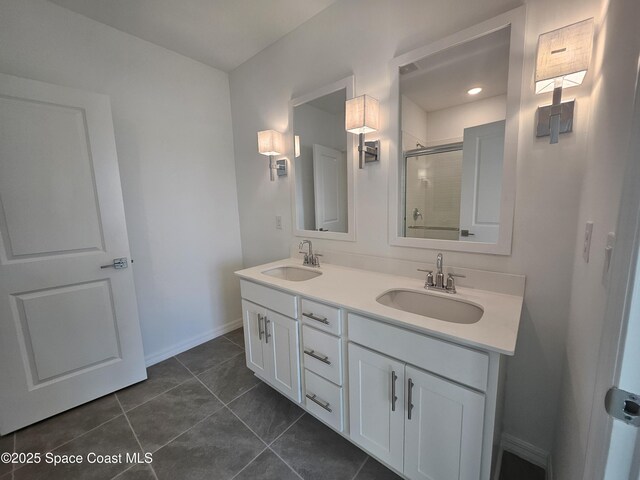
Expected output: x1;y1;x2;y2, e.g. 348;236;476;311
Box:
306;393;332;412
304;349;331;365
257;314;264;341
407;378;414;420
391;370;398;412
264;317;271;343
302;312;329;325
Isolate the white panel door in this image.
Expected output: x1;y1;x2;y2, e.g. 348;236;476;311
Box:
459;121;505;243
0;73;146;434
264;310;301;402
241;300;268;377
404;365;485;480
348;343;405;472
313;144;347;232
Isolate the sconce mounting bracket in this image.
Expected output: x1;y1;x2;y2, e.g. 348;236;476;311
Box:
276;159;287;177
536;100;575;138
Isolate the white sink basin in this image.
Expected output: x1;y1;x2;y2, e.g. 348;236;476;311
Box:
376;289;483;324
262;266;322;282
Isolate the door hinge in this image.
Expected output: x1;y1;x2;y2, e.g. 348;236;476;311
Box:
605;387;640;426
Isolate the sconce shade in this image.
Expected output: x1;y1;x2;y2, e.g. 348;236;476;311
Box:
535;18;594;94
345;95;379;134
257;130;284;156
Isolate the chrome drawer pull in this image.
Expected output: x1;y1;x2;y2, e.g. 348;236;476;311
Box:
407;378;414;420
257;314;265;341
391;370;398;412
304;349;331;365
264;317;271;344
306;393;332;412
302;312;329;325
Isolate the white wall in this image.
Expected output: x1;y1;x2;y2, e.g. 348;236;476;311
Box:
425;94;507;144
230;0;602;454
401;94;428;150
552;0;640;476
0;0;244;364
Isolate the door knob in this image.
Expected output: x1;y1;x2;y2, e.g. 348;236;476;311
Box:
100;258;129;269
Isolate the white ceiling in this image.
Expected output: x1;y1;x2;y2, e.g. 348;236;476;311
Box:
400;26;511;112
48;0;339;72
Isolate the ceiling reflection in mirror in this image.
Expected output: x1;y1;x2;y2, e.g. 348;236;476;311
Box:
293;88;348;233
400;26;510;243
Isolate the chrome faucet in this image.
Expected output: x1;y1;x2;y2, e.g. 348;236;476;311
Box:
417;252;465;294
299;240;321;267
435;253;445;289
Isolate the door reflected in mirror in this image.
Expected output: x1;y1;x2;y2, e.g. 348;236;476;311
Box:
293;88;348;233
400;26;510;243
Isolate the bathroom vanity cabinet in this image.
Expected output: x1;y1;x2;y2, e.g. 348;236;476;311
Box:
240;282;300;402
237;260;523;480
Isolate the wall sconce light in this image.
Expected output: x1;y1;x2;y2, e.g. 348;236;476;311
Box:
257;129;287;181
294;135;301;158
535;18;594;144
345;94;380;169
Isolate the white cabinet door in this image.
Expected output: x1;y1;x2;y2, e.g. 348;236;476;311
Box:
264;310;301;402
242;300;268;378
348;343;405;472
0;73;146;434
404;365;485;480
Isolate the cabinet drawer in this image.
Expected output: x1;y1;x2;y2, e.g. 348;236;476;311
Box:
240;280;297;318
304;369;343;432
348;313;489;391
300;298;341;335
302;325;342;385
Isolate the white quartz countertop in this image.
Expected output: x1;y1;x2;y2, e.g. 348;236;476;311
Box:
235;258;523;355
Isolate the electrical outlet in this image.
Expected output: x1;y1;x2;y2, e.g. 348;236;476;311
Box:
275;215;282;230
583;221;594;262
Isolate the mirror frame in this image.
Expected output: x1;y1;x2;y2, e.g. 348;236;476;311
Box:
289;75;356;242
388;7;525;255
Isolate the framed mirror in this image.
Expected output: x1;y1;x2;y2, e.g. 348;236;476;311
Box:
388;7;525;254
290;76;356;241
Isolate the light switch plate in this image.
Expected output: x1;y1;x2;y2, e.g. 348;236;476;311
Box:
583;221;594;263
275;215;282;230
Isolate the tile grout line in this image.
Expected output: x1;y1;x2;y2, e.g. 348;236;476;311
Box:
182;349;245;380
350;456;369;480
266;445;305;480
11;398;125;474
227;445;268;480
161;345;307;480
144;407;224;457
189;368;270;449
114;395;159;480
264;412;307;480
267;411;306;447
188;361;307;479
119;374;195;414
186;348;308;480
222;332;246;350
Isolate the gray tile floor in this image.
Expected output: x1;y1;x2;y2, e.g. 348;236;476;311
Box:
0;328;544;480
0;329;400;480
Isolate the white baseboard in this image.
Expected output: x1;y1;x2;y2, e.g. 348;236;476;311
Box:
144;317;243;366
499;433;550;475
